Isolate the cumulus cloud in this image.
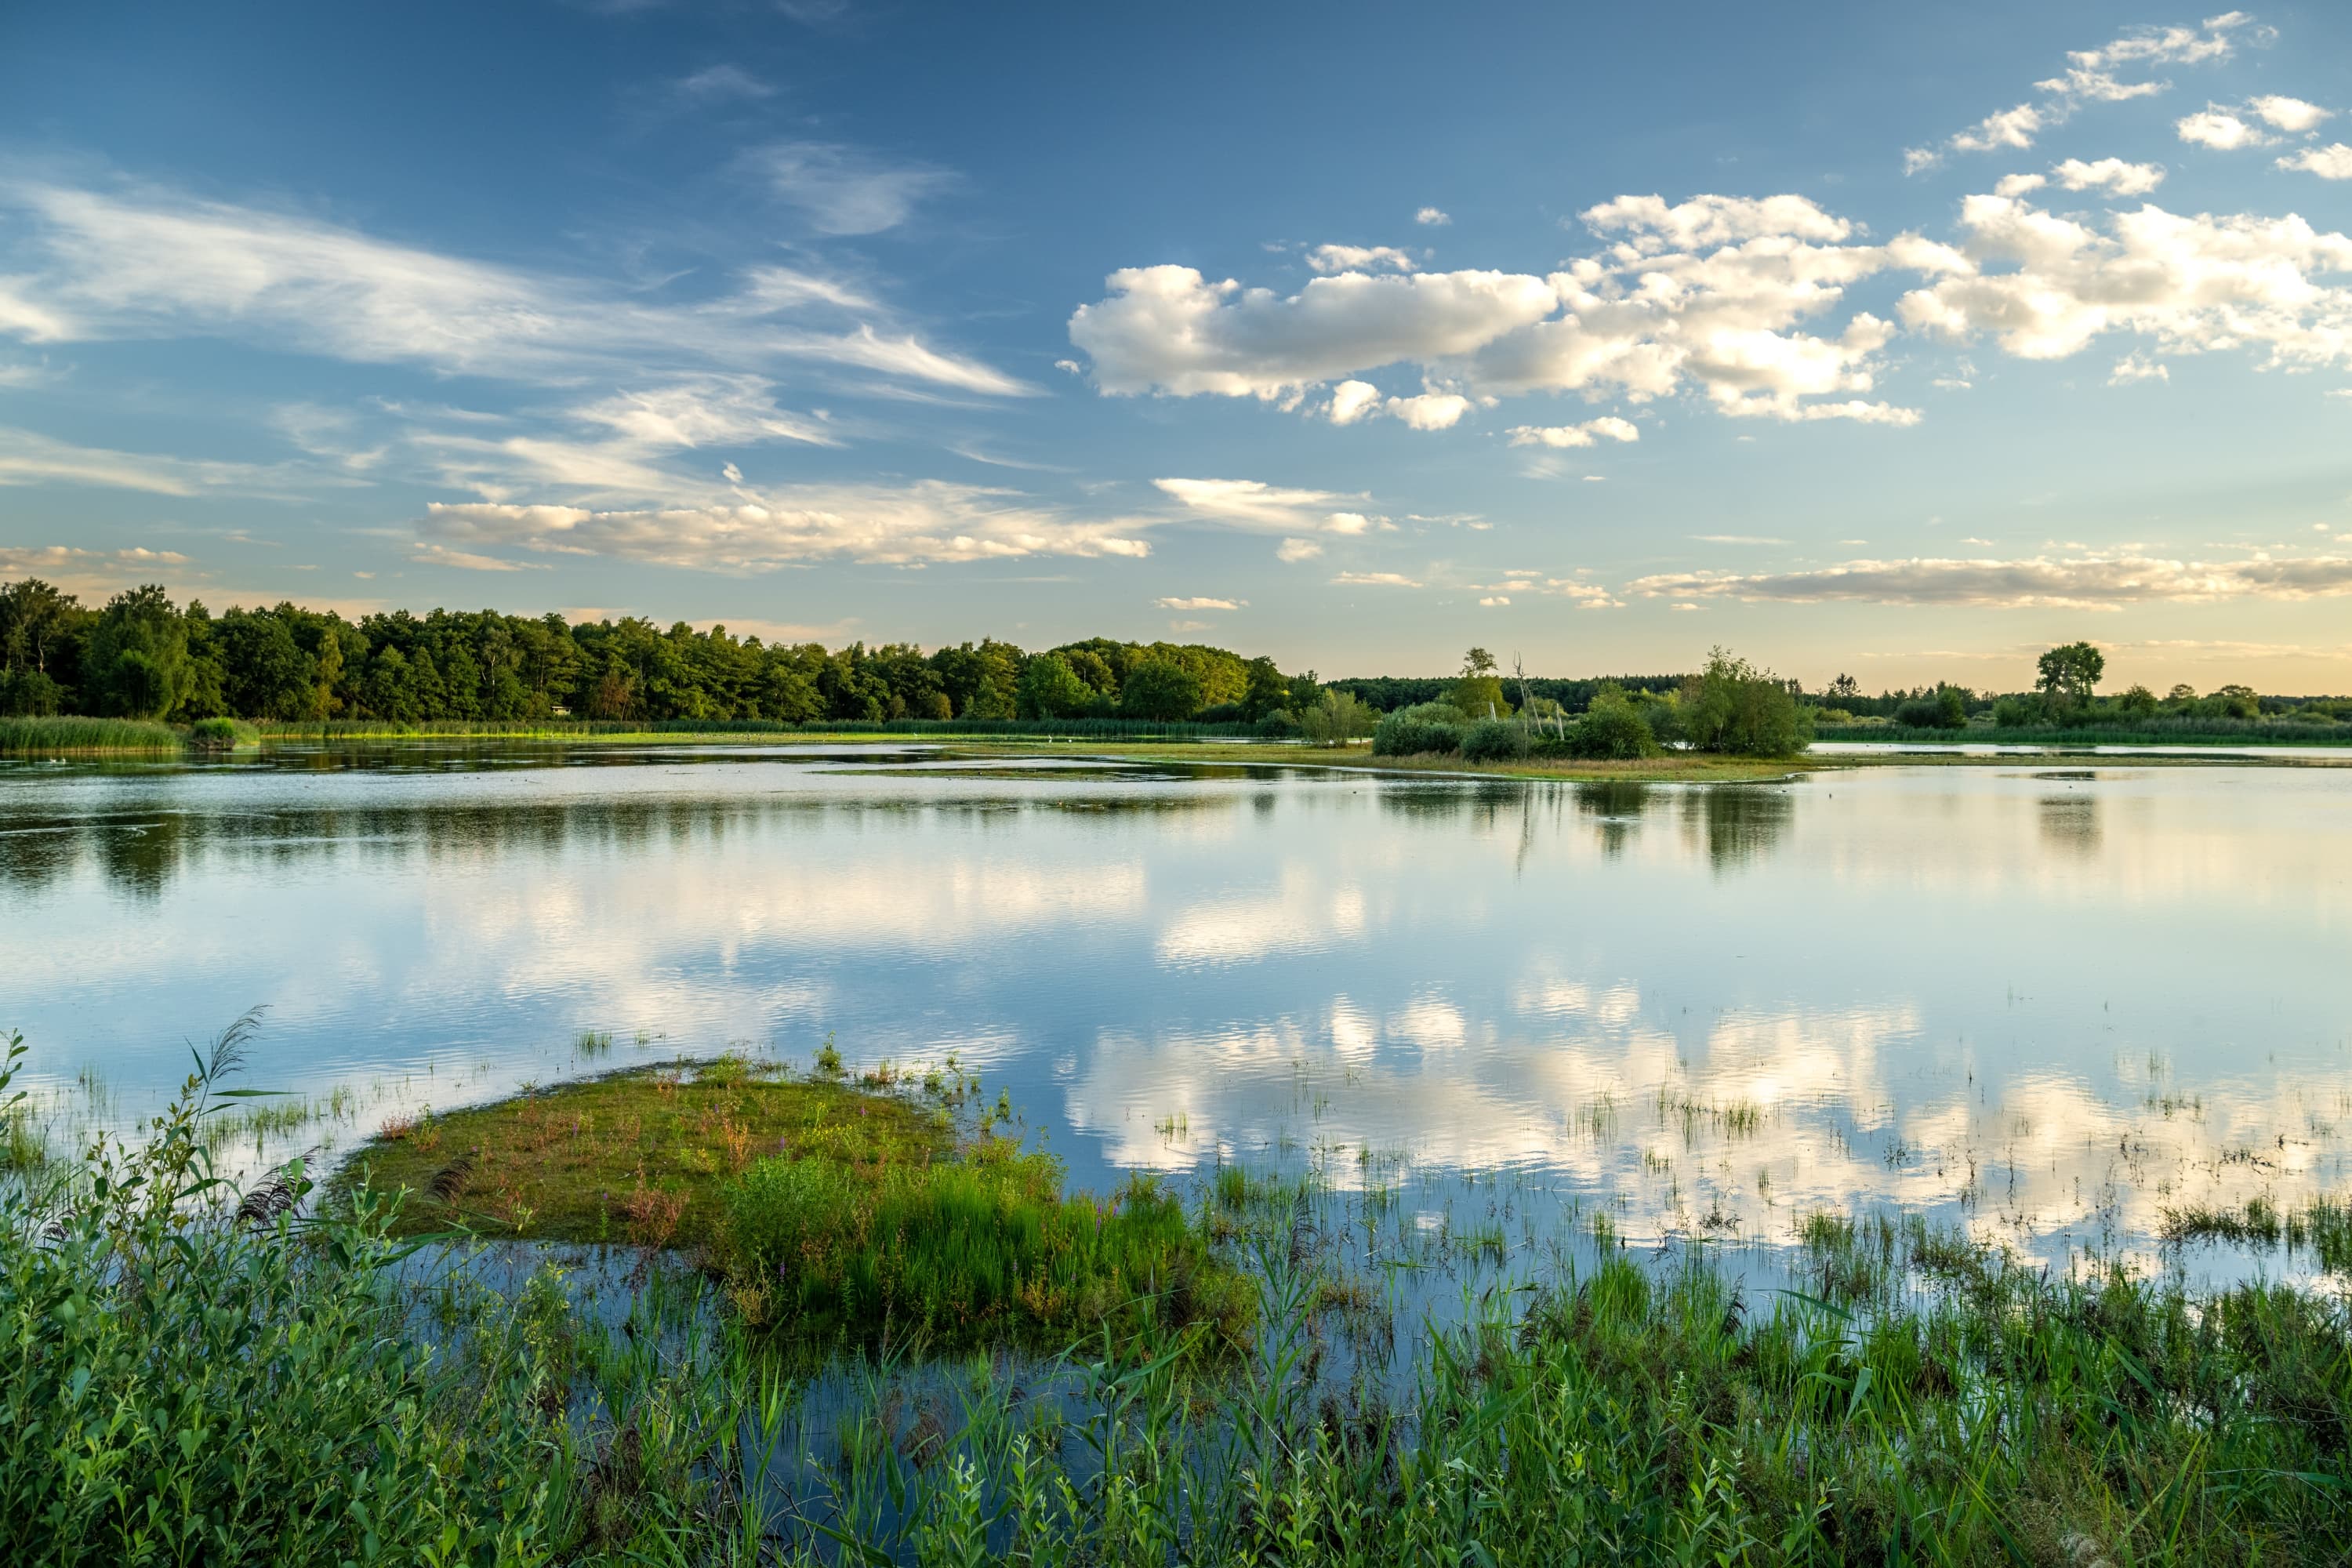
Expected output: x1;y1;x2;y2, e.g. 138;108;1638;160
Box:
1276;538;1323;562
1580;193;1854;251
750;141;954;235
2109;351;2170;385
2176;108;2274;149
1155;595;1244;610
1331;570;1419;588
1908;13;2253;169
1306;244;1418;274
0;543;188;574
1071;192;1947;426
1479;595;1508;605
1478;573;1622;608
1505;416;1639;447
2278;143;2352;180
1415;207;1451;226
1629;550;2352;608
2052;157;2165;194
419;479;1152;571
1896;193;2352;372
2249;95;2334;132
0;174;1024;395
1384;390;1471;430
1327;379;1384;425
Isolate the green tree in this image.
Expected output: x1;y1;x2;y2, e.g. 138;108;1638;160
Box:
1016;653;1091;719
1681;648;1810;757
1240;656;1290;720
2035;641;2105;704
1119;659;1203;720
1300;688;1372;745
84;585;193;720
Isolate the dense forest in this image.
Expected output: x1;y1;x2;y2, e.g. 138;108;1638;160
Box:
4;578;2345;735
0;579;1314;726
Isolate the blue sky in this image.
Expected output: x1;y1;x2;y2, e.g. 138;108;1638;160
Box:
4;2;2350;689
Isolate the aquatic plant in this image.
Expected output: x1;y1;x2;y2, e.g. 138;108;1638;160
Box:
0;715;181;756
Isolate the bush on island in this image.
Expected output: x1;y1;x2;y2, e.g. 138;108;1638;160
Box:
1372;701;1468;757
1459;717;1530;762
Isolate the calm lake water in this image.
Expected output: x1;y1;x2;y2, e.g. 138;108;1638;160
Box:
4;743;2348;1282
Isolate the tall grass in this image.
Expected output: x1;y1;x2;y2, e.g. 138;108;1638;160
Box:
722;1135;1252;1352
1817;717;2352;746
253;714;1268;742
0;716;182;756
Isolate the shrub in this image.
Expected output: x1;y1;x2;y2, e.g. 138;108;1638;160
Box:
1372;701;1468;757
187;716;261;750
1566;695;1660;759
0;1025;578;1564
1252;709;1301;739
1459;717;1530;762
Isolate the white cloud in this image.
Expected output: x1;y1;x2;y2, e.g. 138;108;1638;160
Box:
1331;570;1420;588
1276;538;1323;562
2109;351;2170;385
1327;379;1384;425
1952;104;2046;155
1479;595;1508;605
1155;595;1244;610
1898;194;2352;372
1580;192;1853;252
0;425;318;496
1384;390;1470;430
409;541;552;572
0;543;188;575
419;479;1152;571
1306;244;1417;274
750;141;953;235
1916;14;2252;168
1072;194;1951;426
1505;416;1639;448
1151;476;1372;534
1994;173;2049;198
2278;143;2352;180
1415;207;1451;227
1630;550;2352;608
2249;95;2334;132
2052;157;2165;194
673;64;774;103
1691;534;1788;545
2176;109;2274;149
0;175;1025;395
1069;264;1558;397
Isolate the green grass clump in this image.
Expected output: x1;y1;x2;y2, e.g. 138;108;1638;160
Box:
185;716;260;750
0;715;181;756
722;1135;1252;1354
336;1056;950;1248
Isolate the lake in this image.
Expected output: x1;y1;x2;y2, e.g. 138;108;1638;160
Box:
3;743;2347;1286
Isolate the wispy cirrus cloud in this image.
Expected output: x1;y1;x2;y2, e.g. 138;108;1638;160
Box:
750;141;955;236
0;172;1024;395
419;477;1153;572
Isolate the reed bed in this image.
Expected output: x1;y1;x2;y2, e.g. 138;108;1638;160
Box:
0;715;182;756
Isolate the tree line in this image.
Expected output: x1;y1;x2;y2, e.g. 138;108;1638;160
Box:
0;579;1314;726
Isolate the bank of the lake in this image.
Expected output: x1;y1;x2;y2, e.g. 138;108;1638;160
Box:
9;1028;2351;1565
